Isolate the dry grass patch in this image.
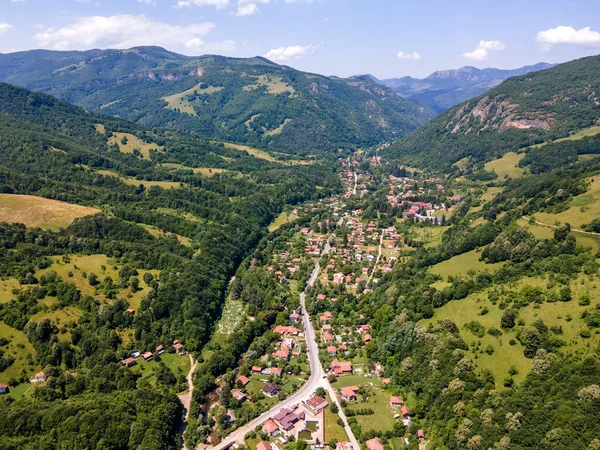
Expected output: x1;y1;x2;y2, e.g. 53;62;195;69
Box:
141;224;192;247
0;194;99;231
265;118;292;137
243;75;295;95
484;152;526;179
0;322;37;384
97;170;183;189
107;132;163;160
162;83;223;116
222;142;279;163
0;278;21;304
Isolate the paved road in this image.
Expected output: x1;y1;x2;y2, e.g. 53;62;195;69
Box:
208;244;330;450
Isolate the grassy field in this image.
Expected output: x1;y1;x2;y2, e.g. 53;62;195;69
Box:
343;385;395;433
0;194;100;230
0;322;37;384
411;226;449;249
484;152;526;179
422;274;600;386
265;118;292;137
107;132;163;160
216;296;246;334
97;170;183;189
162;163;227;177
324;395;348;443
162;84;223;116
530;125;600;149
243;75;296;95
141;224;192;247
429;249;504;279
0;278;22;304
133;353;190;392
222;142;279;163
535;176;600;229
268;211;299;232
31;306;82;341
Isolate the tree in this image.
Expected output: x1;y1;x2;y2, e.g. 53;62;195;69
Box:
500;308;516;329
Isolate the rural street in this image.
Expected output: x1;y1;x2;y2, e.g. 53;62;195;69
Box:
208;242;331;450
180;354;198;450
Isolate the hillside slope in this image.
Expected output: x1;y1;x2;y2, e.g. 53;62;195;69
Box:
384;55;600;170
378;63;553;113
0;47;434;155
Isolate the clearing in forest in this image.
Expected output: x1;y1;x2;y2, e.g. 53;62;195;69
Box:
97;170;183;189
243;75;295;95
268;211;298;232
107;132;163;160
161;163;227;177
484;152;526;179
0;321;37;384
429;249;504;279
0;194;99;230
162;83;223;116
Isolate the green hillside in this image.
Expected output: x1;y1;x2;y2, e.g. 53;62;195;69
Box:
0;47;434;155
385;54;600;170
0;82;339;449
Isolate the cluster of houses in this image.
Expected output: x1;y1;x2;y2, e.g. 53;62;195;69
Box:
121;340;183;367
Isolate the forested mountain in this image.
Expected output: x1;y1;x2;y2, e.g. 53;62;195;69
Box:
384;55;600;170
0;82;340;449
376;63;553;113
0;47;434;155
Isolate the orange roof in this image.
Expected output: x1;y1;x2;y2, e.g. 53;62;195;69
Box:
262;420;279;434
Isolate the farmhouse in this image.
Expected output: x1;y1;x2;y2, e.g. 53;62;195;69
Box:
389;396;404;407
264;383;282;397
331;360;352;376
237;376;251;387
340;385;359;401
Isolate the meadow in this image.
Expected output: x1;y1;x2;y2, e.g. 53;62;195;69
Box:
484;152;526;179
162;84;223;116
429;249;504;279
107;132;163;160
0;194;99;230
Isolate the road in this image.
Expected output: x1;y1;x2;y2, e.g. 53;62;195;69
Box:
208;244;330;450
367;231;384;286
353;172;358;196
180;354;198;450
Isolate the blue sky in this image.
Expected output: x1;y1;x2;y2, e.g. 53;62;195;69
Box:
1;0;600;78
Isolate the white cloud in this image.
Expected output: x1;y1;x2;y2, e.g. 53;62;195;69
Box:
35;15;215;50
536;26;600;50
235;0;270;16
175;0;229;9
0;23;12;37
397;51;421;60
463;40;505;61
185;38;235;53
265;44;316;62
138;0;156;5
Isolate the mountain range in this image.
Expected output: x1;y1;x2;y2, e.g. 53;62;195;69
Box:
0;46;434;155
373;63;555;113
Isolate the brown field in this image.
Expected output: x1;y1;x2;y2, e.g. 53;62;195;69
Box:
0;194;99;230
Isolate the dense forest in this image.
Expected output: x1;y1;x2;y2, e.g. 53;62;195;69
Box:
0;47;434;155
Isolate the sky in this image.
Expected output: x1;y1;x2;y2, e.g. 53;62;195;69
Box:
1;0;600;79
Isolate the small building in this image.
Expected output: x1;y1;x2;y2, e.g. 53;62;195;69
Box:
401;405;410;417
336;443;353;450
271;367;283;377
417;430;425;440
262;419;280;436
142;352;153;362
155;345;164;355
0;384;7;394
257;441;272;450
232;389;247;402
304;395;328;414
389;396;404;407
264;383;282;397
225;409;237;423
363;334;372;344
340;386;359;402
252;366;263;374
122;358;136;368
331;360;352;376
272;349;290;361
327;346;337;356
237;376;251;387
173;340;185;355
323;333;335;343
382;378;391;385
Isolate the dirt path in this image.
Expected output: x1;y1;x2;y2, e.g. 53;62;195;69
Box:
523;216;600;236
367;231;384;285
180;354;197;450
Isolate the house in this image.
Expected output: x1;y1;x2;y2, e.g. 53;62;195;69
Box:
232;389;246;402
333;273;346;284
142;351;153;362
155;345;164;355
173;340;185;355
366;438;384;450
0;384;7;394
327;346;337;356
252;366;263;374
274;408;304;432
126;308;135;315
237;376;251;387
273;325;301;336
317;294;327;301
263;383;282;397
304;395;328;414
382;378;391;385
363;334;372;344
336;443;353;450
323;333;335;343
340;386;359;402
417;430;425;440
390;396;404;407
121;358;136;368
257;441;272;450
225;410;237;423
330;360;352;376
263;419;280;436
271;367;283;377
289;312;301;322
358;324;371;333
272;349;290;361
401;406;410;417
